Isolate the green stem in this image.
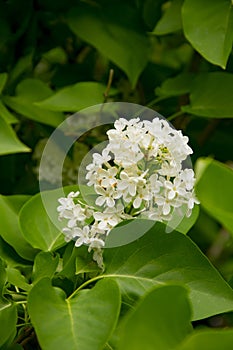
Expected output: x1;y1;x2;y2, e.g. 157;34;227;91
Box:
167;110;185;121
15;300;27;305
147;95;171;108
68;275;104;300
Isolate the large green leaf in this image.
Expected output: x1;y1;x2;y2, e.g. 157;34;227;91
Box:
0;259;17;347
19;191;65;252
118;285;192;350
153;0;183;35
180;329;233;350
155;73;194;97
105;205;199;249
3;79;64;127
195;158;233;235
0;117;30;155
182;72;233;118
102;222;233;320
66;3;149;87
19;186;81;252
28;278;121;350
182;0;233;68
0;195;37;260
0;101;18;124
36;82;115;112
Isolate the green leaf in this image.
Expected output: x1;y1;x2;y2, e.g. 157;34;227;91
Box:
36;82;115;112
195;158;233;235
76;254;101;275
0;195;37;260
6;266;31;291
0;100;18;124
180;329;233;350
155;73;194;97
105;205;199;249
19;186;80;253
3;79;64;127
0;259;17;347
66;3;149;87
28;278;121;350
118;285;192;350
165;204;199;234
182;72;233;118
0;302;17;347
182;0;233;68
0;237;29;268
103;222;233;320
19;191;65;252
0;116;30;155
32;252;59;283
153;0;183;35
0;72;8;94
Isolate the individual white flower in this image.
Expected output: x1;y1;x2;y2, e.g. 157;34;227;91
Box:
93;208;122;231
133;186;152;208
97;167;118;188
156;196;173;216
179;168;196;191
62;227;75;242
57;193;76;217
164;178;186;200
149;174;163;195
66;204;87;228
95;186;116;207
92;148;111;166
74;226;91;247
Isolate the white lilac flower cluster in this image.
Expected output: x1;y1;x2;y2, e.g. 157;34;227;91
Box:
57;117;199;267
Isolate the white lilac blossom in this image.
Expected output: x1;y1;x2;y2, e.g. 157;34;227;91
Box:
57;117;199;268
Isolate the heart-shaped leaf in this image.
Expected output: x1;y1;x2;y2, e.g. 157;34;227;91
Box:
28;278;121;350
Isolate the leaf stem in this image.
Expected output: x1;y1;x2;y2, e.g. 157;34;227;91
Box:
68;275;103;300
147;95;170;108
104;69;114;102
167;110;185;121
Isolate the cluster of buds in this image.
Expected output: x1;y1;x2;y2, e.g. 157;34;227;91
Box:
58;117;199;267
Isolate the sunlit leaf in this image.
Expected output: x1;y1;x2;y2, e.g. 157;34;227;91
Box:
0;117;30;155
182;0;233;68
4;79;64;127
36;82;116;112
153;0;183;35
195;158;233;235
